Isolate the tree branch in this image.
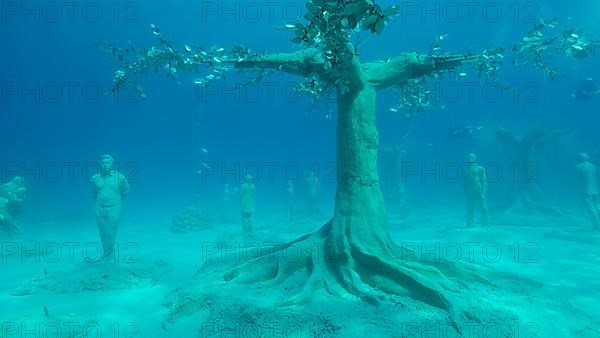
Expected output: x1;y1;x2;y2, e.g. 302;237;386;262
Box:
234;48;326;78
364;53;482;90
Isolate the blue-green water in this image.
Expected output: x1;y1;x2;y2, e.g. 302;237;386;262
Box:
1;1;599;337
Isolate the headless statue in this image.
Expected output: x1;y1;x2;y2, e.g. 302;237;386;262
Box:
91;154;130;259
240;175;256;234
575;153;600;230
464;153;490;227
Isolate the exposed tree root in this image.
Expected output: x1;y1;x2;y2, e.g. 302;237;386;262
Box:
221;219;490;334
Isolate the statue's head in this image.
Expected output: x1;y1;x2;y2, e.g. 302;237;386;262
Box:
467;153;477;162
579;152;589;162
100;154;114;174
244;174;253;183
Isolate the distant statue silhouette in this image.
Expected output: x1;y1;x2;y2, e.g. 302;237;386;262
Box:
91;154;129;260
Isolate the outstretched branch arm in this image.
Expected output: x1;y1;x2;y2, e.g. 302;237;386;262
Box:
364;53;483;90
234;48;327;78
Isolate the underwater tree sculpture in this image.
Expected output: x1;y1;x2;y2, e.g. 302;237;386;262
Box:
105;0;598;329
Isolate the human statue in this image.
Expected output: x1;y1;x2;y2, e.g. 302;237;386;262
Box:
463;153;490;227
285;181;294;221
575;153;600;230
222;183;237;222
305;171;319;217
91;154;130;259
240;175;256;234
0;176;26;237
392;145;408;223
494;127;564;215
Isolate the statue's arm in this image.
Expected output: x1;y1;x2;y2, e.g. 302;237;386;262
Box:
120;174;130;197
91;175;99;199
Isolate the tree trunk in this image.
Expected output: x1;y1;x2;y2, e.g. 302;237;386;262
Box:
334;83;387;238
213;56;491;333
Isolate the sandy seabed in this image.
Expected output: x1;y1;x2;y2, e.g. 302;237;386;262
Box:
1;208;599;338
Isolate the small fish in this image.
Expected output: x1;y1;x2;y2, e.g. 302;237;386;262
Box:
196;170;203;175
200;51;208;56
43;306;49;317
213;57;221;63
285;24;296;29
194;79;204;85
458;72;467;77
571;33;580;38
389;108;398;112
201;148;209;153
215;47;224;52
572;45;584;51
439;32;448;40
201;162;210;168
206;75;215;80
184;45;192;53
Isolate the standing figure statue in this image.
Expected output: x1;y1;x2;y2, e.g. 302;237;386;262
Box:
285;181;294;221
575;153;600;230
305;171;320;217
240;175;256;234
91;154;130;260
222;183;237;222
463;153;490;227
494;127;565;215
380;144;408;223
0;176;26;237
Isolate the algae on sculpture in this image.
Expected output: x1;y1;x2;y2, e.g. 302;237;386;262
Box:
0;176;26;237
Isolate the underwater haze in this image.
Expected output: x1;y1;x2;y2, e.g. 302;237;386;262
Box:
1;0;600;337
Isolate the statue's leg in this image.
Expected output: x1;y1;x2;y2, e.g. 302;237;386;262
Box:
479;193;490;227
96;205;122;257
241;212;252;234
583;195;600;230
248;213;253;233
595;195;600;229
465;195;475;228
286;203;293;221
